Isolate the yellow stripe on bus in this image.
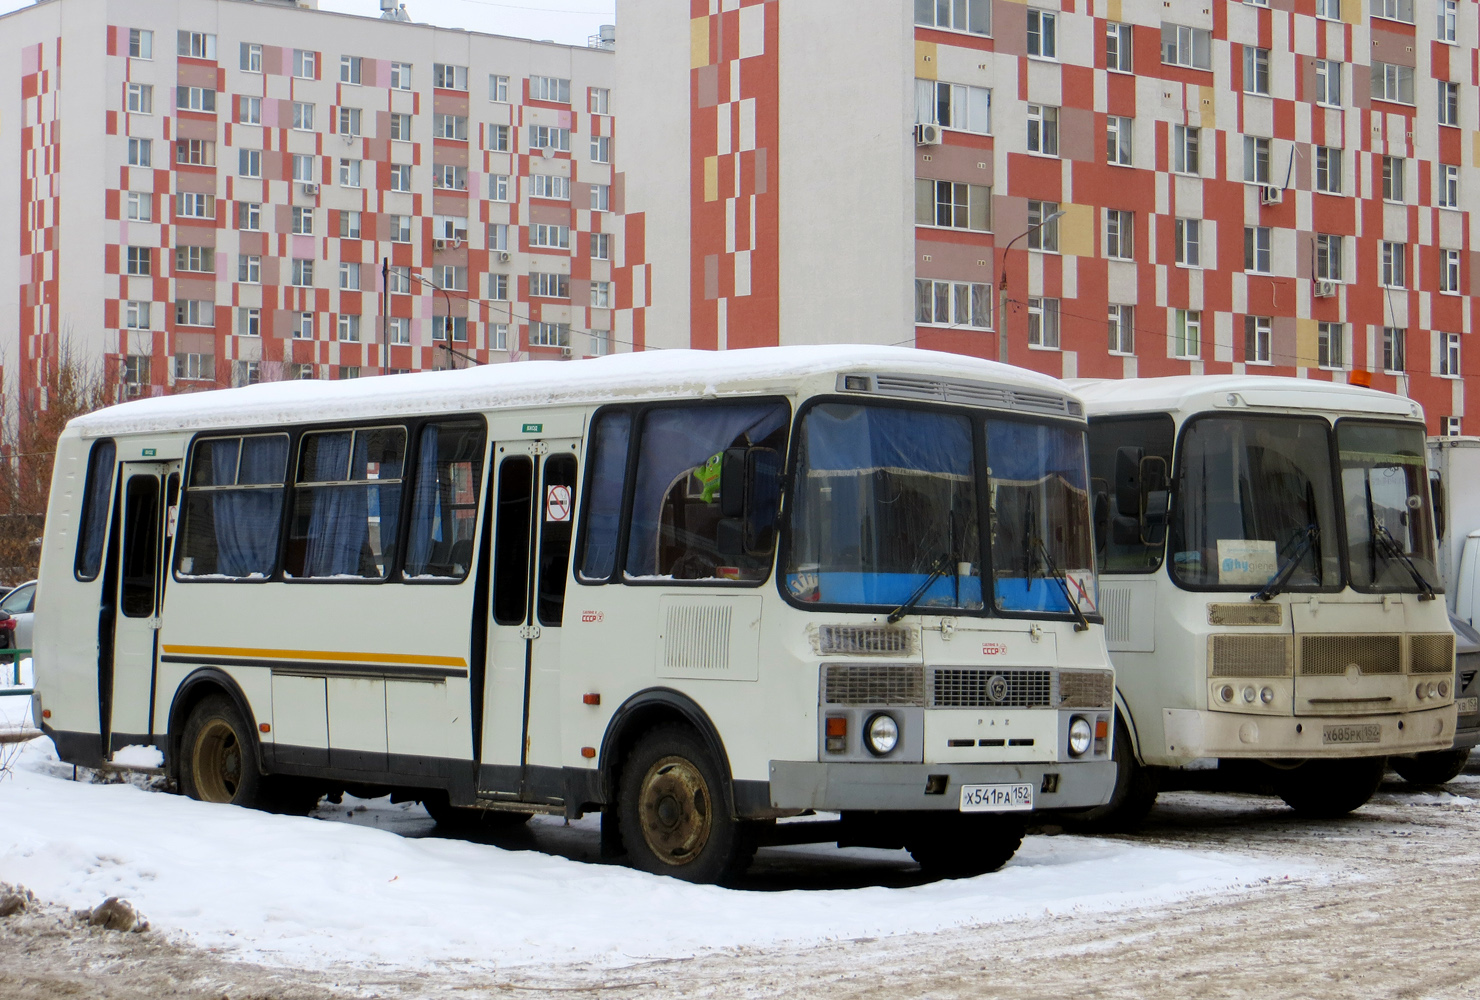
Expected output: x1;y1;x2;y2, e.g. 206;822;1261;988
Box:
162;645;467;669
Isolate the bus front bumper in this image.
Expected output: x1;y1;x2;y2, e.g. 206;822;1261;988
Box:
1165;705;1456;759
767;759;1115;813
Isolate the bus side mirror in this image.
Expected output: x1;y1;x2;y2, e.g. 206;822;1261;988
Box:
1114;446;1144;518
1431;470;1446;541
1143;489;1170;545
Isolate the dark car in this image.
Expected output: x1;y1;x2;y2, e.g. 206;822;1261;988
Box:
1392;613;1480;784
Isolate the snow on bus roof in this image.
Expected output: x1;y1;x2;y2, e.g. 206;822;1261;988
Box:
1068;374;1421;419
70;346;1069;437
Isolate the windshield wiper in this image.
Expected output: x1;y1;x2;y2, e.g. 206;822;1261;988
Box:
1033;539;1091;633
1251;524;1319;603
1372;523;1437;601
888;554;951;624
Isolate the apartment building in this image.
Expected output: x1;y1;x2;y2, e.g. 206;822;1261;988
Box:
617;0;1475;433
1;0;625;410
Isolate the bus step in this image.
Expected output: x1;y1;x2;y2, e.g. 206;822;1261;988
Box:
759;820;845;847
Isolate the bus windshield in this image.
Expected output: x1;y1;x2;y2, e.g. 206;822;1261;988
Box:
1338;420;1440;594
784;401;1094;618
1170;415;1341;591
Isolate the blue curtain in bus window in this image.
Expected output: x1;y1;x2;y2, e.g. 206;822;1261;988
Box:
301;432;367;577
578;410;631;581
211;436;285;578
803;405;972;477
986;420;1090;614
625;403;789;578
405;424;441;576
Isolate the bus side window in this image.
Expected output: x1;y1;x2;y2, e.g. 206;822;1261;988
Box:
176;434;290;580
576;409;631;583
120;476;161;617
1085;415;1175;573
75;438;117;581
493;457;535;625
538;454;578;626
404;421;486;581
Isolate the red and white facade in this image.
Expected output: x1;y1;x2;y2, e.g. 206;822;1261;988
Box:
1;0;627;417
618;0;1478;434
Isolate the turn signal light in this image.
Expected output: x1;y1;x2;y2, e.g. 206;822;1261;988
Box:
582;693;601;706
258;723;271;733
1094;719;1109;739
825;715;847;754
580;746;596;759
40;709;51;719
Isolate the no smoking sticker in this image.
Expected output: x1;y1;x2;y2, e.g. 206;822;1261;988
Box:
545;484;572;522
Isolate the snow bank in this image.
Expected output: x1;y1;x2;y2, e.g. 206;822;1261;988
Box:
0;740;1306;972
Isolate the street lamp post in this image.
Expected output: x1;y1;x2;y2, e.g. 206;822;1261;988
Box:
997;209;1065;365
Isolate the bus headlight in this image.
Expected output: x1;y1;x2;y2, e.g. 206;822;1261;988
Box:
1068;716;1093;757
864;713;899;756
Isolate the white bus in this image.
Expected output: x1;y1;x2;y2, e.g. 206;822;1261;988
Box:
34;346;1115;881
1074;376;1455;824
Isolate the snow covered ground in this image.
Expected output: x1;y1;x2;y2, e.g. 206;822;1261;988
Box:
0;731;1307;977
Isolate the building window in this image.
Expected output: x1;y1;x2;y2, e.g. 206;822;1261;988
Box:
488;124;510;152
1439;81;1460;127
337;315;361;342
390;61;412;89
1316;0;1341;17
433;164;468;191
1244;315;1272;364
591;135;612;163
529;272;570;299
174;245;214;272
1162;24;1212;70
389;215;412;243
1373;0;1414;22
390;113;412;141
590;87;611;114
1372;62;1414;104
1316;234;1343;281
1027;297;1061;349
529;75;572;103
1108;304;1135;355
390;164;412;192
1106;115;1133;166
591;281;612;308
238;255;261;283
1442;248;1461;293
175;353;213;381
1105;209;1134;260
591;184;612;212
531;322;571;349
489;74;509;102
292;102;315;131
123;356;151;393
487;174;511;202
915;179;992;231
1441;333;1462;377
591;233;612;260
1439;0;1458;41
433;63;468;91
1445;416;1463;437
337;107;362;137
433;114;468;140
1027;9;1057;58
177;86;217;113
529;125;571;152
1243;46;1270;95
1243;136;1270;184
125;246;152;276
1173;309;1201;359
1244;226;1271;274
238;95;261;125
531;174;570;200
432;215;468;242
388;317;411;345
1174;218;1202;267
913;279;991;328
289;154;313;184
290;206;313;235
237;307;261;338
531;223;570;249
1106;22;1133;73
177;31;216;60
291;259;314;287
1314;146;1342;194
124;301;151;329
590;330;612;356
1028;200;1060;251
1380;242;1406;288
489;273;509;300
1317;322;1345;369
1439;164;1460;208
175;299;214;327
915;79;992;134
126;83;152;114
338;158;361;187
129;28;152;59
292;49;316;79
1027;104;1059;155
293;313;314;340
338;262;360;291
1383;327;1406;373
438;266;467;292
492;323;509;350
387;266;411;294
339;55;362;85
914;0;991;34
339;210;362;239
237;202;261;231
488;224;509;251
176;140;215;166
125;191;152;222
176;193;215;220
1382;156;1406;202
1172;125;1200;174
127;138;152;167
1314;59;1343;107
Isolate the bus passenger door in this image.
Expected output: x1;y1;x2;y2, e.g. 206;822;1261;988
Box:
480;438;580;802
106;461;176;751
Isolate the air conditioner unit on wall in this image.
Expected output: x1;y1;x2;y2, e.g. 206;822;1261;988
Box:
300;182;319;195
433;238;448;250
497;251;511;263
914;123;943;146
1314;279;1337;298
1260;185;1283;206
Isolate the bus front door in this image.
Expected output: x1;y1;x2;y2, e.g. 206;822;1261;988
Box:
104;461;178;754
480;438;580;804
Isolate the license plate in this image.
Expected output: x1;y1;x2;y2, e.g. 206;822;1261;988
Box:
958;782;1034;812
1323;723;1381;745
1457;697;1479;715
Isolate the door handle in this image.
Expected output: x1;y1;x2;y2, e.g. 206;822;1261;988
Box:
519;624;542;640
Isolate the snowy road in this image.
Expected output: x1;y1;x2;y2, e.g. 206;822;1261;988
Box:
2;726;1479;998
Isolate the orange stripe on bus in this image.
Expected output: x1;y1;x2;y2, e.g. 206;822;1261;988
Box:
161;645;467;669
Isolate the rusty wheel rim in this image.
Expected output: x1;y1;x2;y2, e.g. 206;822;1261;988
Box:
637;754;711;866
192;718;243;803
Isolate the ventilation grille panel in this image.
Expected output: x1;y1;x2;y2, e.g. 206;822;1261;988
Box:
822;664;924;706
1209;634;1292;677
930;668;1053;708
839;373;1080;419
816;624;917;656
663;604;732;672
1101;586;1133;645
1410;633;1456;674
1208;603;1283;627
1298;634;1401;676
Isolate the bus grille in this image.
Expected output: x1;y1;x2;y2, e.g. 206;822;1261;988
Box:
1209;634;1292;677
1298;635;1401;676
1409;634;1456;674
930;668;1053;708
816;624;916;656
1057;670;1114;708
822;664;924;706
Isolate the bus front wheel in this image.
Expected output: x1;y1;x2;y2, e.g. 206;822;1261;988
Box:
1063;716;1158;832
1274;757;1386;817
179;694;264;807
907;814;1025;878
617;724;752;884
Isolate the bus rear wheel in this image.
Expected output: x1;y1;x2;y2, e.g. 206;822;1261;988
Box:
179;694;263;807
907;813;1025;878
1274;757;1386;818
1391;748;1471;785
617;724;751;884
